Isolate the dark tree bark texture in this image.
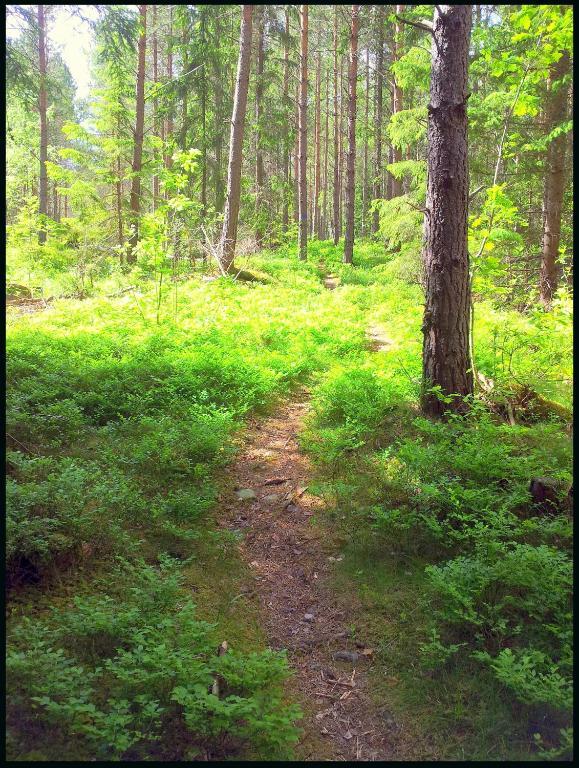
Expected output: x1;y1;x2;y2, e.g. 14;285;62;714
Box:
421;5;473;417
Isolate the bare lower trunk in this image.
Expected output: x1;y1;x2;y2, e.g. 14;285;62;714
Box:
282;8;290;232
372;5;384;233
127;5;147;262
152;5;160;208
421;5;473;416
38;4;48;244
539;51;570;308
362;47;369;236
322;69;330;239
332;6;340;244
254;6;265;247
298;5;308;261
219;5;253;273
313;41;321;239
343;6;360;265
391;4;403;198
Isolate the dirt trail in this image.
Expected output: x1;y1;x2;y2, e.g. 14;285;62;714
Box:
219;396;401;761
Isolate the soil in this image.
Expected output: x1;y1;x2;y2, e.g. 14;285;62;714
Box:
218;395;405;761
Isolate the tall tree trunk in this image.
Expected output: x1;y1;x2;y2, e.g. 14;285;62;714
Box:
254;6;265;247
293;78;300;224
298;5;308;261
282;7;290;232
199;9;207;220
128;5;147;262
322;69;330;239
343;5;360;265
539;51;570;308
391;4;404;197
219;5;253;273
362;46;369;235
152;5;160;208
332;6;340;244
421;5;473;416
338;60;344;239
164;6;174;170
213;15;225;213
313;38;321;238
372;4;384;234
37;4;48;244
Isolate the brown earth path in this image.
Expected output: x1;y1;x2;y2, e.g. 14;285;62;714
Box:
218;395;405;761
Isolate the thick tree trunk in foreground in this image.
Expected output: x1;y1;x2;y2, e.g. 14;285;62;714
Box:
332;6;340;245
343;5;360;265
38;4;48;244
298;5;308;261
539;51;570;308
219;5;253;273
372;5;384;233
127;5;147;262
421;5;473;416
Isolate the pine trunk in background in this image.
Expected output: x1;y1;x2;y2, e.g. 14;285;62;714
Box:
539;51;570;308
152;4;160;208
313;43;321;238
293;77;299;224
343;5;360;265
298;5;308;261
219;5;253;273
254;6;265;247
338;60;344;239
213;15;225;213
362;47;369;236
391;4;404;197
164;7;173;170
422;5;473;416
282;8;290;232
372;4;384;234
199;11;207;221
322;69;330;239
37;4;48;244
332;6;340;245
127;5;147;262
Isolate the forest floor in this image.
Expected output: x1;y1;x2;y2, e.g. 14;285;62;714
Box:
217;394;411;761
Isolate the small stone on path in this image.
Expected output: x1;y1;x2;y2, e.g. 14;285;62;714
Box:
303;613;315;622
334;650;359;663
236;488;256;500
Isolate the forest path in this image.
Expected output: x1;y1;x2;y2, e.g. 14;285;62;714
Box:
218;395;400;761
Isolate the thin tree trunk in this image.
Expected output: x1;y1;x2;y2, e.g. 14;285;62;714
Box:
282;7;290;232
539;51;570;308
254;5;265;247
322;68;330;239
38;4;48;244
152;4;160;208
219;5;253;273
421;5;473;416
293;77;299;224
313;38;321;239
343;5;360;265
200;10;207;220
362;46;369;236
214;15;225;212
372;4;384;233
298;5;308;261
164;6;174;170
338;59;344;239
391;4;404;197
332;6;340;244
127;5;147;262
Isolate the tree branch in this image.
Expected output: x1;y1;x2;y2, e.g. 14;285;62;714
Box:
395;15;433;35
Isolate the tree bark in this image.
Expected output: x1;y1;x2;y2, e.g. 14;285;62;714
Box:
391;4;404;198
332;6;340;245
254;5;265;247
539;51;570;308
322;69;330;239
372;5;384;233
298;5;308;261
152;4;160;208
282;7;290;232
343;5;360;265
213;15;225;213
37;4;48;244
421;5;473;416
127;5;147;262
219;5;253;273
164;6;174;171
313;37;322;239
362;46;370;236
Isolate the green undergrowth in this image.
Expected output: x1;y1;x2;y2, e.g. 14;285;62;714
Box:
6;239;573;760
298;242;573;760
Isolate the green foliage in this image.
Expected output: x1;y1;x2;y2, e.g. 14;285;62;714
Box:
7;559;300;760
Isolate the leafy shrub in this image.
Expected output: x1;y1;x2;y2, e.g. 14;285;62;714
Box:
6;559;301;760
